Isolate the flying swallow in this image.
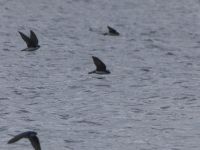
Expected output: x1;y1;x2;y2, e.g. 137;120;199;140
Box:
103;26;120;36
8;131;41;150
88;56;110;74
18;30;40;51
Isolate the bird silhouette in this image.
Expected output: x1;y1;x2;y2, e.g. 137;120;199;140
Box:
18;30;40;51
8;131;41;150
103;26;120;36
88;56;110;74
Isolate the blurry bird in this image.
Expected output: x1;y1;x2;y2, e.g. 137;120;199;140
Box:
103;26;120;36
18;30;40;51
8;131;41;150
88;56;110;74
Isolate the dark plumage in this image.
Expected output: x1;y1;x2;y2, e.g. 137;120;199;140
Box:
8;131;41;150
88;56;110;74
103;26;120;36
19;30;40;51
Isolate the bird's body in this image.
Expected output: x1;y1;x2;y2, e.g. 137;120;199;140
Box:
8;131;41;150
21;47;40;51
19;30;40;51
88;70;110;74
89;56;110;74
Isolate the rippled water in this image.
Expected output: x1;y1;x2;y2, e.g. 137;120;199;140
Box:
1;0;200;150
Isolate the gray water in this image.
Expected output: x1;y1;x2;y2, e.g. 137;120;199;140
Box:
1;0;200;150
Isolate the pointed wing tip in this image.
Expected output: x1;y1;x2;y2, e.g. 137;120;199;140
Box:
7;131;38;144
7;137;18;144
30;30;34;34
92;56;98;59
7;140;13;144
107;26;114;31
18;31;23;35
92;56;100;63
30;30;39;46
30;30;37;35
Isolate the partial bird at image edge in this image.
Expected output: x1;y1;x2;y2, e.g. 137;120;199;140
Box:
8;131;41;150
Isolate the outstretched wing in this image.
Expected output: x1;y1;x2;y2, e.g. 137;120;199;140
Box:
18;31;32;47
107;26;119;35
92;56;107;71
8;131;41;150
30;30;39;46
8;131;36;144
30;135;41;150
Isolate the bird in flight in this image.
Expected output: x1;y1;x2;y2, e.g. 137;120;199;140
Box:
88;56;110;74
103;26;120;36
8;131;41;150
18;30;40;51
